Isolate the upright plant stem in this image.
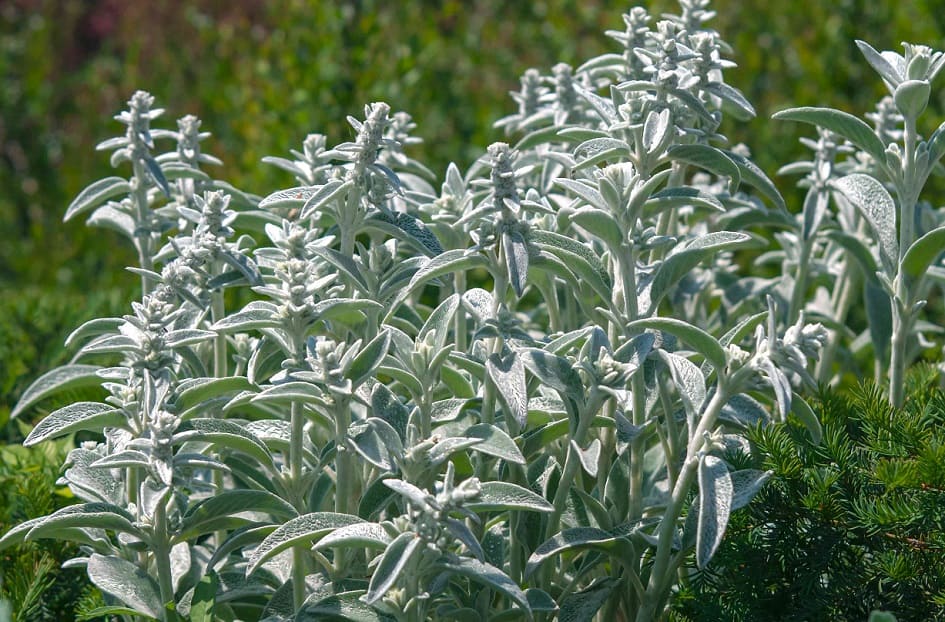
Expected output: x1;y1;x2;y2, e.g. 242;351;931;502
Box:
210;286;228;548
890;114;920;408
453;271;468;354
787;238;813;325
889;308;909;408
153;500;180;622
545;391;603;540
635;386;729;622
816;260;858;384
289;400;308;609
131;160;154;296
479;262;507;428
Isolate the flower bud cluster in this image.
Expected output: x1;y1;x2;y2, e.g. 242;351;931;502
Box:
174;115;211;168
489;142;520;212
608;7;652;78
304;336;347;387
750;308;828;389
122;286;182;373
518;69;547;118
552;63;584;126
588;347;635;388
119;90;163;159
393;466;482;558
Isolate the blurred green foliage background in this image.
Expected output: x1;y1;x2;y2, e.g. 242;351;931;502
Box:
2;0;945;423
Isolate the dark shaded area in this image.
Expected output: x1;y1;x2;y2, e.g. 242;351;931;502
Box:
674;368;945;622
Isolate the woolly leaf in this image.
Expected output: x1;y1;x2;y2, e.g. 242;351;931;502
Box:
299;592;395;622
522;348;583;399
173;418;273;467
790;393;823;444
179;490;298;540
211;301;281;332
364;532;422;604
570;207;624;249
559;578;620;622
901;224;945;290
419;294;461;350
247;512;364;575
465;423;526;464
648;232;758;313
830;174;898;274
348;329;391;388
667;144;741;192
87;554;163;620
11;364;104;419
503;229;530;296
64;177;131;221
24;402;124;446
487;351;528;428
697;454;733;569
722;148;786;211
28;503;144;543
730;469;774;510
314;522;392;551
526;527;634;577
628;317;727;369
468;481;554;513
437;556;532;616
774;107;888;164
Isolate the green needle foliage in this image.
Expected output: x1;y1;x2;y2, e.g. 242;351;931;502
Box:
0;441;103;622
673;367;945;622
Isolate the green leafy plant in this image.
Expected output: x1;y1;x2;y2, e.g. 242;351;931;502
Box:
673;367;945;621
14;1;944;621
0;440;103;622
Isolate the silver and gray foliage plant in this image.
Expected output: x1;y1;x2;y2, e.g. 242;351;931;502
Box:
5;1;898;620
775;42;945;408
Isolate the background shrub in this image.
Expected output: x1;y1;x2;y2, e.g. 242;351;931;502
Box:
673;368;945;622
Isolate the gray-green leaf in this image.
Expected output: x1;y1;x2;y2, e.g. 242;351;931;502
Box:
468;481;554;513
559;578;620;622
503;229;530;297
696;454;733;569
11;364;104;419
900;224;945;291
790;393;823;444
487;351;528;428
65;177;131;222
464;423;526;464
24;402;124;446
437;555;532;617
830;174;898;274
300;591;395;622
774;107;888;164
364;532;422;604
87;554;164;620
247;512;364;575
666;144;740;192
179;490;298;541
627;318;727;370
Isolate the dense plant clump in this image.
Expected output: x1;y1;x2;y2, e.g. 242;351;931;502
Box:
673;368;945;621
0;440;105;621
3;0;945;620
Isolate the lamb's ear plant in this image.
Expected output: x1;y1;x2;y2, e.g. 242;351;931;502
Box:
3;2;842;621
775;41;945;407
